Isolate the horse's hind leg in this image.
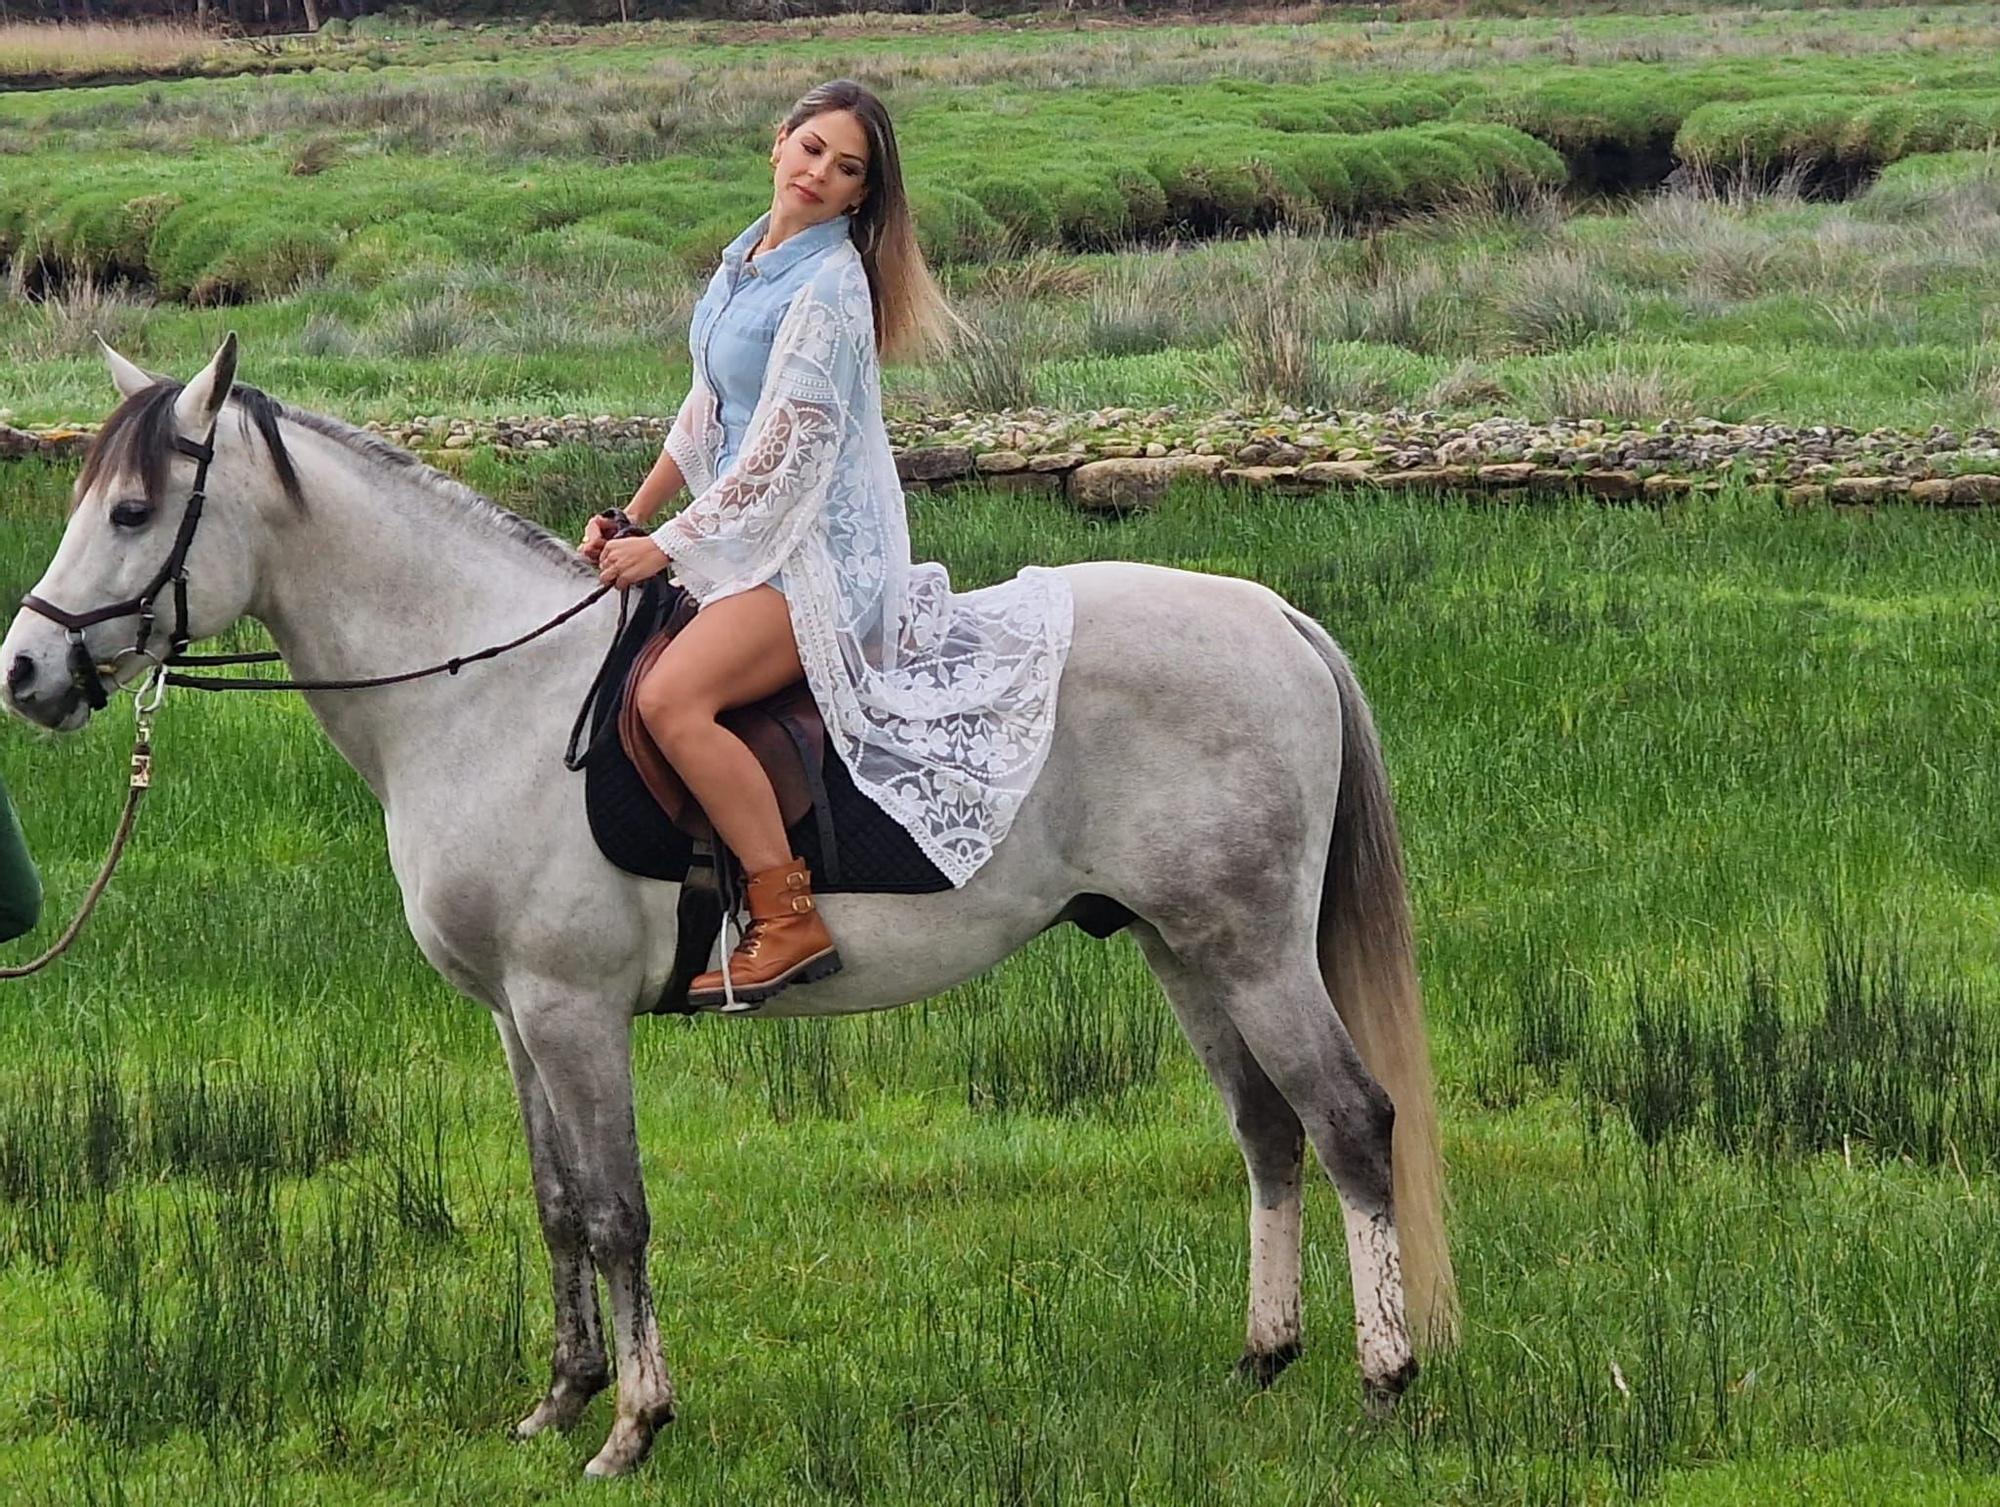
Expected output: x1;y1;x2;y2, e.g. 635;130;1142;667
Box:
1226;951;1416;1412
495;1012;612;1440
1135;925;1306;1386
1150;929;1416;1413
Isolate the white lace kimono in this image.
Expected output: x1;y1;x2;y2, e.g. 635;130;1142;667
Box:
651;247;1074;886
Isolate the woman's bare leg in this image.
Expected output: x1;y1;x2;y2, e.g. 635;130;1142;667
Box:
633;585;804;875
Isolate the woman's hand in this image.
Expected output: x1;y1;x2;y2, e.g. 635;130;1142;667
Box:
579;512;615;564
598;536;674;589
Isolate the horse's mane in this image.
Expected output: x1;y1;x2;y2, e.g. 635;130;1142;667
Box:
79;379;594;580
283;405;594;577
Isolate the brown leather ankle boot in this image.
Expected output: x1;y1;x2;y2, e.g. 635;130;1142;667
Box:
688;858;842;1012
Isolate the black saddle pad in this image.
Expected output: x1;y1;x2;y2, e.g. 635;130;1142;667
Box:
577;580;953;895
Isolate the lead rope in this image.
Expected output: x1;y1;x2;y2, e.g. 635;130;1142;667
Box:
0;671;162;980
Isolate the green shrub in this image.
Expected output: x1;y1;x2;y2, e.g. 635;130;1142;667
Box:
1047;174;1130;249
910;189;1008;265
964;177;1058;246
47;191;179;282
1677;93;2000;177
149;204;334;303
1111;167;1169;237
1279;140;1355;217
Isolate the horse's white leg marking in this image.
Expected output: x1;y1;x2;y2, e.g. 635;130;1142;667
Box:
1341;1197;1410;1409
495;1013;611;1440
510;988;676;1477
1248;1193;1303;1360
1135;926;1307;1384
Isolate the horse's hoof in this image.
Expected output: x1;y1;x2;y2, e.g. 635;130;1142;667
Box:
1234;1342;1302;1389
583;1408;673;1478
513;1374;607;1440
1362;1355;1419;1420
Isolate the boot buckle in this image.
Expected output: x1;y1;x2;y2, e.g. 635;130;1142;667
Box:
789;895;814;915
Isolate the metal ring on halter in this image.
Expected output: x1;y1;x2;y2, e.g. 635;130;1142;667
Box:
102;642;166;679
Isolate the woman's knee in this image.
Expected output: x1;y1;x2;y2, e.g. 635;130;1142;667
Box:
635;671;716;748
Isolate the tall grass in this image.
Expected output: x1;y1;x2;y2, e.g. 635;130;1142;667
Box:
8;472;2000;1497
0;20;219;77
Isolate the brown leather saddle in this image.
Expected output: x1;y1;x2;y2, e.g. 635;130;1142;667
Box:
571;510;842;886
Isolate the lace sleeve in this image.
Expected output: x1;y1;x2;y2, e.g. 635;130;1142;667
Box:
651;268;864;603
662;379;718;501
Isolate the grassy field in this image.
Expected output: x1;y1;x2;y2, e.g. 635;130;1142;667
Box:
4;453;2000;1502
7;7;2000;434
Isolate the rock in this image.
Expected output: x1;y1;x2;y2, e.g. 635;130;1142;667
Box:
1642;475;1696;499
895;445;973;483
0;424;36;459
1297;461;1376;486
1785;485;1827;508
1909;478;1956;506
1371;468;1457;493
975;470;1063;497
1070;456;1226;512
1952;473;2000;507
1579;469;1641;501
1144;442;1168;459
1234;442;1274;465
1097;443;1143;460
1028;452;1086;474
1476;463;1538;487
1828;476;1902;505
442;433;473;449
975;450;1028;473
1221;466;1305;490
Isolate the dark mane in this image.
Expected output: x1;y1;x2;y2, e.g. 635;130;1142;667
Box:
75;382;591;578
77;379;304;515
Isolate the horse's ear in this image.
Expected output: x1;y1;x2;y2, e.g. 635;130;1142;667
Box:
98;334;158;401
172;331;239;438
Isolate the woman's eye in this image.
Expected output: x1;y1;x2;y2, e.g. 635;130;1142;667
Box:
804;142;821;155
110;501;152;529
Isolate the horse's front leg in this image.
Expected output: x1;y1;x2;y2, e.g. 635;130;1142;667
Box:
495;1012;612;1439
512;987;677;1477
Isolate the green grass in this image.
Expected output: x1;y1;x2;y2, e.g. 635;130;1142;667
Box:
9;6;2000;306
4;456;2000;1500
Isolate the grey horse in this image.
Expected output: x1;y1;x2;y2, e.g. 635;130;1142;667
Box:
2;335;1457;1477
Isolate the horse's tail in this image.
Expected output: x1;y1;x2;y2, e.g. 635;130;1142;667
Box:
1285;606;1458;1351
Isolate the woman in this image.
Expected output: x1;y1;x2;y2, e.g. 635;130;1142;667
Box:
586;79;1073;1012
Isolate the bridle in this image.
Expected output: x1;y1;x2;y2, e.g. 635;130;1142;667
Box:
18;422;220;712
16;419;619;702
4;417;630;980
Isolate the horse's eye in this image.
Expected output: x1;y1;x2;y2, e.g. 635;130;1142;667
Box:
110;500;152;529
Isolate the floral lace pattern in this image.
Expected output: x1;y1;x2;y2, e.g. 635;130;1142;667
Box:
653;249;1073;886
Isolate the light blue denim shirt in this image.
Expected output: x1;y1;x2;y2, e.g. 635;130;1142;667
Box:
690;210;855;478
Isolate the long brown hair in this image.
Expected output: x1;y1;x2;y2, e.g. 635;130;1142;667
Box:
778;79;957;363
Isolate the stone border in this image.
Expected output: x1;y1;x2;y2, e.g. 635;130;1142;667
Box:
8;415;2000;511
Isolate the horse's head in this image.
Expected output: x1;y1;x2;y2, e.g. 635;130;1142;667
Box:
3;333;300;732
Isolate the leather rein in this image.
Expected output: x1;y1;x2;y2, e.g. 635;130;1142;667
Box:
7;417;629;977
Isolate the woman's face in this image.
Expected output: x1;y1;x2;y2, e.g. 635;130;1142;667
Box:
770;109;871;224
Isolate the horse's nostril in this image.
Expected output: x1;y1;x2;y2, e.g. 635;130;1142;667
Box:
6;655;34;693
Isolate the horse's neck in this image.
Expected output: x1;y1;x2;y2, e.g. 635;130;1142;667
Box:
248;425;607;797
